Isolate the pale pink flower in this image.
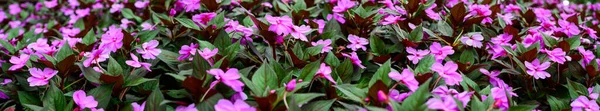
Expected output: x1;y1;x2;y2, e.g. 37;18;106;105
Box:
214;99;256;111
381;15;405;25
73;90;98;110
290;25;312;41
27;68;57;86
429;42;455;60
134;1;149;9
346;34;369;51
431;61;462;86
199;48;218;61
109;3;124;13
316;63;336;84
9;54;30;71
207;68;244;92
388;69;419;91
136;40;162;59
311;39;333;53
175;104;198;111
571;96;600;111
525;59;551;79
100;27;124;52
342;52;366;69
265;15;294;35
332;0;355;13
83;49;110;67
126;54;152;71
460;34;484;48
542;48;569;64
131;101;146;111
406;47;430;64
179;0;201;12
178;43;198;61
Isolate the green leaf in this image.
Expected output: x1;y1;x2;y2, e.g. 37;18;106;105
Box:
408;25;423;42
547;96;568;111
305;45;323;56
240;75;261;96
175;17;200;30
107;57;123;76
336;59;353;82
566;36;581;50
301;99;335;111
325;52;340;67
564;79;589;99
414;55;435;74
401;79;432;111
43;54;56;65
459;48;477;64
89;84;113;108
293;93;325;104
252;63;279;97
298;62;321;82
542;33;558;47
77;63;101;84
82;29;97;45
208;12;226;28
293;0;307;11
322;19;342;40
124;78;156;87
368;60;392;87
23;104;44;111
508;105;538;111
369;35;386;56
18;91;42;106
157;49;181;70
502;45;517;56
334;84;366;104
121;8;141;21
146;83;165;111
214;30;232;51
192;51;212;79
55;43;74;62
460;74;481;92
43;83;67;111
136;30;160;43
6;28;21;40
438;21;453;36
0;40;16;54
470;96;486;111
223;41;241;61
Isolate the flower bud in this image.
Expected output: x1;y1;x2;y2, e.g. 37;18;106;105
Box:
285;79;297;92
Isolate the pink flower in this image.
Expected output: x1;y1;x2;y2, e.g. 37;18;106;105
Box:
388;69;419;91
266;15;294;35
314;19;326;33
426;96;458;111
175;104;198;111
178;43;199;61
63;36;82;47
131;101;146;111
558;20;581;37
83;49;110;67
311;39;333;53
192;13;217;26
346;34;369;51
432;86;459;96
543;48;569;64
285;79;300;92
460;34;484;48
431;61;463;86
315;63;337;84
100;27;124;52
498;13;514;25
571;96;600;111
8;4;21;15
377;90;388;102
429;42;455;61
27;68;57;86
479;69;501;86
583;26;598;39
578;47;596;65
9;54;30;71
126;54;152;71
469;4;491;17
290;25;312;41
488;84;517;110
389;89;411;102
491;33;512;46
199;48;218;61
332;0;355;13
179;0;201;12
525;59;551;79
406;47;430;64
231;92;248;101
44;0;58;8
134;1;149;9
214;99;256;111
73;90;99;110
141;22;155;31
425;4;441;20
504;4;521;13
225;21;253;37
342;52;366;69
207;68;244;92
380;15;405;25
136;40;162;59
120;19;133;29
109;3;124;13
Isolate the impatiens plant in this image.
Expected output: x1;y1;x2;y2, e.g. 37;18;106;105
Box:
2;0;600;110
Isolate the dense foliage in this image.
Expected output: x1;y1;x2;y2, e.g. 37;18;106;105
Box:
1;0;600;110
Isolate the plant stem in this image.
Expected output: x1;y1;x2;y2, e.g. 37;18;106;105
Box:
62;78;85;90
431;76;443;89
200;81;218;102
283;91;290;110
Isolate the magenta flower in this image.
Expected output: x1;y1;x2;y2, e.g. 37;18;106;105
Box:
525;59;551;79
381;15;405;25
377;90;389;102
179;0;201;12
583;26;598;39
290;25;312;41
469;4;491;17
109;3;124;13
225;21;253;37
0;91;8;99
73;90;98;110
504;4;521;13
136;40;161;59
178;43;199;61
406;47;430;64
9;54;30;71
558;20;581;37
285;79;300;92
571;96;600;111
100;27;124;52
207;68;244;92
388;69;419;91
346;34;369;51
426;96;458;111
314;19;326;33
131;101;146;111
498;13;514;25
491;33;513;46
315;63;336;84
175;104;198;111
432;86;459;96
429;42;455;61
460;34;484;48
199;48;218;61
389;89;411;102
425;4;441;20
479;69;501;86
311;39;333;53
27;68;57;86
543;48;569;64
83;49;110;67
332;0;355;13
578;47;596;65
431;61;463;86
126;54;152;71
44;0;58;8
8;4;21;15
265;15;294;35
192;12;216;26
231;92;248;101
342;52;366;69
134;1;149;9
215;99;256;111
